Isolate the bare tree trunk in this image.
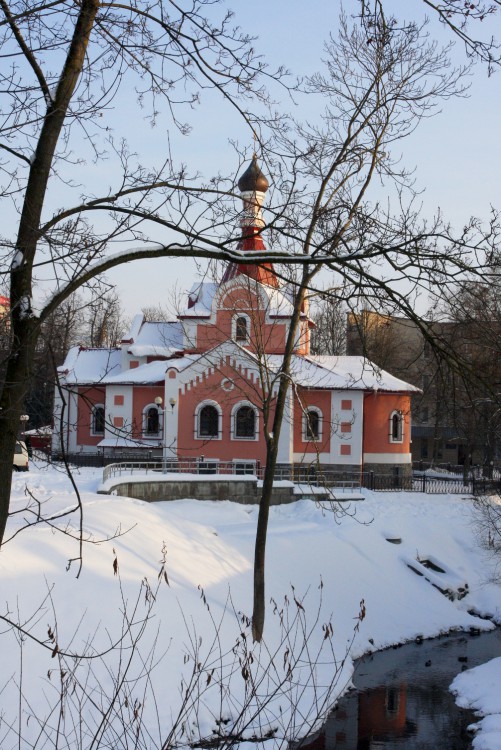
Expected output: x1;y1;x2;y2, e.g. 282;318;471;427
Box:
0;0;99;548
252;280;308;642
0;322;38;544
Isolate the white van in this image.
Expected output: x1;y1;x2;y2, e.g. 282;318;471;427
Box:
13;441;29;471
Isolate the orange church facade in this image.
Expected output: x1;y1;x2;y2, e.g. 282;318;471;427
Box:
53;158;418;477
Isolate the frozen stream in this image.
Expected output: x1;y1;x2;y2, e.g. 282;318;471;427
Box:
301;628;501;749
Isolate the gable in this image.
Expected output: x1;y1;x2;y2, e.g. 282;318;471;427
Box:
173;340;265;396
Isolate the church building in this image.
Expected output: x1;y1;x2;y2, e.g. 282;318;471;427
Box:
52;157;418;477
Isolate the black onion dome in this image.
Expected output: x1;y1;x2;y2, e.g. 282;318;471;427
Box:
237;155;269;193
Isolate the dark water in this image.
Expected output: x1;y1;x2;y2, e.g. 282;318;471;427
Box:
301;628;501;749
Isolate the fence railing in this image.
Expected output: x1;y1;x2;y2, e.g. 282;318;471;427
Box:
412;461;501;480
366;471;501;495
56;454;501;495
102;460;363;487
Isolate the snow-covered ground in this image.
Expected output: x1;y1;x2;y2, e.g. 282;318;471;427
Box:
451;658;501;750
2;462;501;749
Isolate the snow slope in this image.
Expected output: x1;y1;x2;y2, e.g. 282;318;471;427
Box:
452;658;501;750
2;463;500;749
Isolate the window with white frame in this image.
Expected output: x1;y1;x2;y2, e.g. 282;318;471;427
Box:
232;402;258;440
232;313;250;344
91;404;105;436
198;459;219;474
233;460;256;475
143;404;162;436
303;407;322;441
195;401;221;439
389;410;404;443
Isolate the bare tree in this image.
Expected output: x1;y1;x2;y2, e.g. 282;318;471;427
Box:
310;295;347;356
0;543;366;749
85;289;126;348
22;288;126;430
359;0;501;71
250;10;498;641
431;277;501;474
0;0;291;547
22;294;86;429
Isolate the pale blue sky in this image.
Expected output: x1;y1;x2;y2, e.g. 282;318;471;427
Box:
83;1;501;316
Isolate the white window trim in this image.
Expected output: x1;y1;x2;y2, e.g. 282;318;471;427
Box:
232;313;251;344
142;403;163;438
302;407;323;442
389;410;404;444
90;404;105;436
194;400;222;440
231;401;259;441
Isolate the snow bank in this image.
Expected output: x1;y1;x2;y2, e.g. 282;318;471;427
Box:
2;464;500;749
451;658;501;750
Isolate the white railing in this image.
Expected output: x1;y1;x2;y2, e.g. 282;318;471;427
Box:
102;460;363;487
103;461;164;482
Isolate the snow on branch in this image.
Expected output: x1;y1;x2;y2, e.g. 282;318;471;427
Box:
39;242;323;320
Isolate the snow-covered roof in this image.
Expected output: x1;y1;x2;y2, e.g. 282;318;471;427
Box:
122;313;144;342
174;340;415;393
102;355;200;384
284;355;421;392
23;426;52;436
179;282;218;317
102;360;168;385
178;278;301;320
162;354;199;372
58;342;417;393
260;283;295;317
127;320;184;357
96;437;160;448
58;347;122;385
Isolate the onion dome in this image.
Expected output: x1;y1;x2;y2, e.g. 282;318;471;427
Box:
237;155;269;193
220;154;278;289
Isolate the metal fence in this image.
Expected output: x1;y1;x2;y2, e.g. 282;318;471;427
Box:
101;461;363;487
412;461;501;480
367;472;500;495
53;452;157;468
57;454;501;495
102;459;259;483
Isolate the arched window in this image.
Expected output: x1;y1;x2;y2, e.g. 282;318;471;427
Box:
390;411;403;443
146;407;159;435
235;316;248;341
194;401;222;440
232;313;250;344
199;404;219;437
303;407;322;441
91;405;105;435
142;404;162;436
305;409;320;440
234;404;257;439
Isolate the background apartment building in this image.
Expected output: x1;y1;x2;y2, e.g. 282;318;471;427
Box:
346;308;501;472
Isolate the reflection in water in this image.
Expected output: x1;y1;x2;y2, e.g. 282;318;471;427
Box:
299;628;501;749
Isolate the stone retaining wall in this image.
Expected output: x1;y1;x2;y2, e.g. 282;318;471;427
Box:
101;478;296;505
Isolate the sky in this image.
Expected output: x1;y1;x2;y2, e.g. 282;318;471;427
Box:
105;0;501;318
4;1;499;320
2;461;501;747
